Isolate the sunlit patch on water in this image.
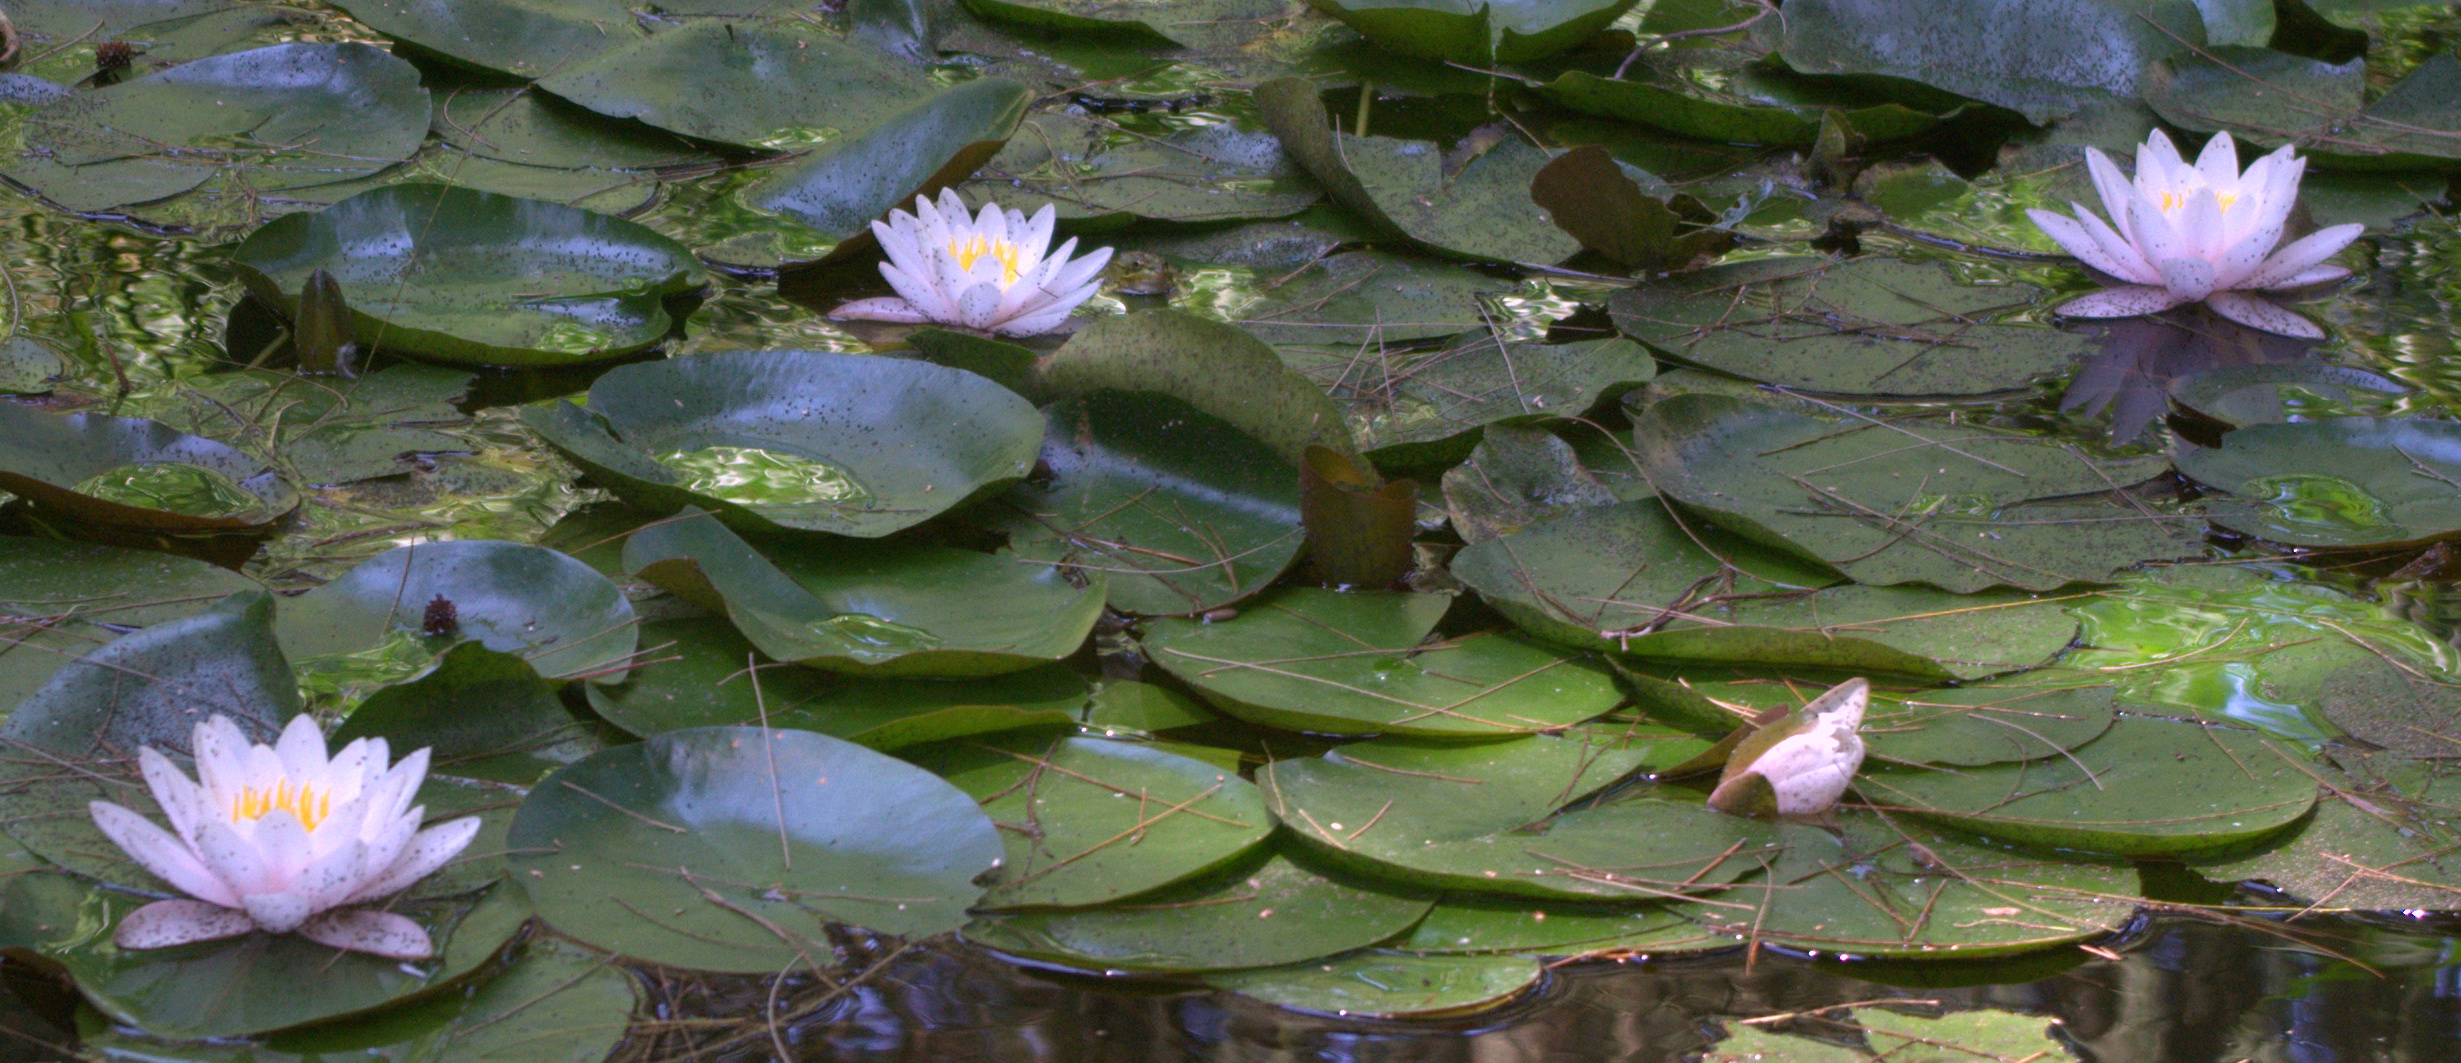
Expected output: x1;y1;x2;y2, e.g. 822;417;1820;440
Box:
2244;472;2399;534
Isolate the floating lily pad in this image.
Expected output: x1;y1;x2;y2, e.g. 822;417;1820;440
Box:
1303;0;1637;63
2146;49;2461;167
992;391;1304;617
623;508;1103;676
1254;78;1580;264
0;405;297;531
1608;257;2099;397
586;618;1088;747
1;43;427;212
1441;426;1622;544
1143;587;1624;737
960;0;1287;50
1260;731;1807;902
963;109;1318;226
0;336;60;394
1541;63;1960;147
1778;681;2116;768
2178;418;2461;549
1208;951;1544;1017
230;184;706;368
149;365;475;487
1236;251;1497;347
1081;680;1222;736
53;885;528;1040
1859;715;2318;855
510;726;1002;970
1450;500;2081;680
334;642;607;785
912;732;1277;909
2316;658;2461;760
328;0;640;80
1637;393;2196;592
1037;310;1355;463
962;849;1433;973
1399;897;1725;956
276;540;638;687
1281;335;1656;464
0;538;264;713
534;20;941;150
526;349;1043;537
2168;364;2407;432
2192;789;2461;911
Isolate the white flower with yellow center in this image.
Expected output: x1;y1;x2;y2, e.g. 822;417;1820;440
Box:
2027;130;2363;339
88;714;481;959
829;190;1113;337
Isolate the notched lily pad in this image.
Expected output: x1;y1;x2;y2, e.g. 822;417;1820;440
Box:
231;184;706;368
2177;418;2461;549
0;405;296;531
527;349;1042;537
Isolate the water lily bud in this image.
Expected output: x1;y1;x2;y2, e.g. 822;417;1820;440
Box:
1707;677;1868;818
830;190;1113;337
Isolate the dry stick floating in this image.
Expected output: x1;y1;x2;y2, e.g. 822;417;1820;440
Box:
750;653;792;872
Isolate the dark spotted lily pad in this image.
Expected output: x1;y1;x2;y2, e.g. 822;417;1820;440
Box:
230;184;706;368
2146;49;2461;167
1541;60;1961;147
1208;951;1544;1017
958;0;1286;50
623;508;1103;677
328;0;642;80
1303;0;1639;63
533;20;940;150
1280;335;1656;465
525;349;1043;537
0;405;297;531
275;540;638;689
509;727;1002;971
913;733;1277;909
2176;418;2461;549
1143;587;1623;737
961;109;1318;226
1636;393;2198;592
0;539;264;713
2168;364;2407;432
0;42;427;213
1608;257;2099;397
1237;251;1497;347
1037;311;1354;463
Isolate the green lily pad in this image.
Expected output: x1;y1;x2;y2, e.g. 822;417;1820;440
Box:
230;184;706;368
1636;393;2197;592
1399;897;1725;956
53;885;528;1040
436;86;710;171
2316;658;2461;760
1208;951;1543;1017
991;391;1304;617
0;335;60;394
0;405;298;531
623;508;1103;676
2146;49;2461;167
1768;680;2118;768
962;109;1318;226
1281;334;1656;464
1236;251;1497;347
148;365;476;487
525;349;1043;537
275;540;638;688
534;20;940;150
1858;715;2318;855
327;0;639;80
586;618;1088;747
717;78;1033;269
1081;680;1222;736
1441;425;1623;544
2191;787;2461;911
1143;587;1623;737
333;642;608;785
2168;364;2408;432
0;43;427;212
962;848;1433;973
1777;0;2274;124
959;0;1287;50
1259;731;1807;902
1303;0;1637;63
1253;78;1580;264
1450;500;2081;680
1608;257;2099;397
1540;63;1959;148
509;726;1003;970
0;538;264;714
2178;418;2461;549
1713;1008;2075;1062
911;732;1277;909
1036;310;1355;464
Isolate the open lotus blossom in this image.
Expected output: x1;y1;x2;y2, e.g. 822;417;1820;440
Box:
88;714;480;959
1708;678;1868;817
830;190;1113;337
2026;130;2364;340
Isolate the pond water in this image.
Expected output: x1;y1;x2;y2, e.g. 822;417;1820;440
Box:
6;1;2461;1060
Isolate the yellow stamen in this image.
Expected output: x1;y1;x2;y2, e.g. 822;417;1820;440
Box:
946;234;1023;287
230;778;331;832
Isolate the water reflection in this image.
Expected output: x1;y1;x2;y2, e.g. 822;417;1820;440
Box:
598;914;2461;1063
2059;310;2315;446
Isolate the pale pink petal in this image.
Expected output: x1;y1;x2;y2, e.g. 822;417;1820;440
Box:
1014;204;1057;267
993;282;1101;336
2208;207;2289;291
877;263;954;321
2055;285;2192;318
90;801;242;909
829;296;933;324
344;816;482;904
2275;264;2350;288
2192;130;2239;189
242;891;314;934
194;820;276;898
2243;224;2365;289
2084;149;2140;243
114;899;256;950
2030;208;2143;283
288;837;369;914
2207;291;2325;339
2124;195;2188;271
2071;207;2161;284
137;747;207;846
299;908;434;960
274;715;327;779
954;281;1006;330
193;715;250;805
2176;190;2227;262
247;809;312;884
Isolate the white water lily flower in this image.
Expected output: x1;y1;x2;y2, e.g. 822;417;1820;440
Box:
830;190;1113;337
88;714;481;960
2026;130;2363;340
1708;678;1868;817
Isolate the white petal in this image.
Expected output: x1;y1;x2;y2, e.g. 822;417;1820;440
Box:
2192;130;2239;189
2156;255;2217;302
2056;285;2192;318
299;908;435;960
992;282;1101;336
2243;223;2365;290
89;801;243;909
2124;197;2190;279
114;899;257;950
345;816;482;904
289;836;370;914
137;747;207;846
954;281;1007;330
1014;204;1057;269
242;891;314;934
828;296;934;324
2206;291;2325;339
2208;205;2290;291
2275;264;2350;288
274;715;327;780
1043;241;1112;296
2070;207;2161;284
247;809;314;884
194;820;276;899
2030;208;2144;283
2175;190;2228;263
2084;148;2141;244
878;263;955;321
192;715;251;806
